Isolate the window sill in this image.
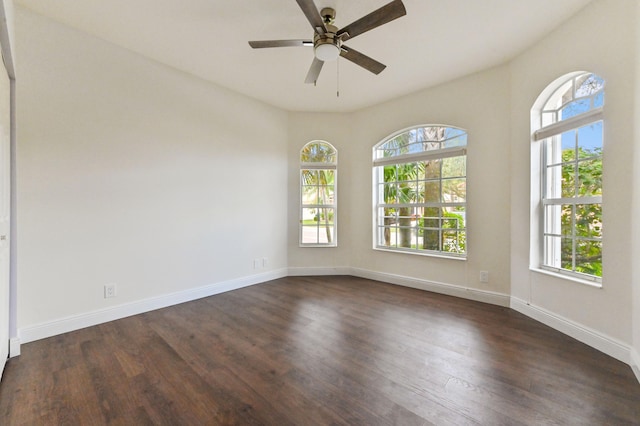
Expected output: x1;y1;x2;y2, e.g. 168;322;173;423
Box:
530;267;602;289
374;246;466;261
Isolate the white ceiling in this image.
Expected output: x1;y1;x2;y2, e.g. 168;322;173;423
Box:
16;0;593;112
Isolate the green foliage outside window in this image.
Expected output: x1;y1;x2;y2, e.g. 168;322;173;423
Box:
560;147;602;277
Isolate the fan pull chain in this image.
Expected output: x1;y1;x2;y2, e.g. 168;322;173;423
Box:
336;57;340;98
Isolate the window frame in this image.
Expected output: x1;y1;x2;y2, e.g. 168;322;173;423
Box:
531;72;604;285
372;125;468;258
299;141;337;247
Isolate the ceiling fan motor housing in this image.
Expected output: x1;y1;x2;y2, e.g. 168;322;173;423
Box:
313;23;341;61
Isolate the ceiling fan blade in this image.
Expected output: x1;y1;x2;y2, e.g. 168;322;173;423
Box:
305;57;324;84
336;0;406;41
340;45;386;75
295;0;327;34
249;40;313;48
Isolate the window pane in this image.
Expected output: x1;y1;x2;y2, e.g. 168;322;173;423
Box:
384;165;397;181
561;130;576;162
383;183;397;203
560;98;590;120
449;207;465;227
301;142;336;163
561;163;576;198
575;239;602;277
545;165;563;199
560;204;574;236
577;160;602;197
317;208;334;225
421;229;440;251
422;207;441;228
302;186;318;205
544;235;562;268
443;230;464;254
575;204;602;238
442;178;466;203
422;181;440;203
545;135;563;165
320;169;335;183
317;226;334;244
593;91;604;108
544;204;562;235
301;169;317;183
578;122;603;157
443;134;467;149
379;207;394;226
575;74;604;98
302;208;318;223
422;159;441;181
374;126;466;256
561;237;574;271
318;185;334;204
301;226;319;244
442;156;466;178
537;73;604;280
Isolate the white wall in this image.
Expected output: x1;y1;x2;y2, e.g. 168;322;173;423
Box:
16;7;289;336
288;0;640;368
632;0;640;379
510;0;636;354
287;112;354;273
288;66;512;304
13;0;640;378
351;67;511;299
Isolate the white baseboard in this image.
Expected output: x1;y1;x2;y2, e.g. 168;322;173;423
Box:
510;297;630;364
18;268;288;345
350;267;511;307
13;265;639;386
9;337;20;357
631;348;640;384
287;266;351;276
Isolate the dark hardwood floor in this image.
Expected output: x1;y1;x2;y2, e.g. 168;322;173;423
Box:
1;276;639;425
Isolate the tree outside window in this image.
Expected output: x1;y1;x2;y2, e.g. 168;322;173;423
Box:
535;72;604;282
374;126;467;257
300;141;337;246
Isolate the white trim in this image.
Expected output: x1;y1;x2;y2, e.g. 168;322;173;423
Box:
13;266;638;386
18;269;287;344
510;297;630;364
533;107;603;141
350;267;510;307
289;266;509;306
373;146;467;167
9;337;19;357
631;348;640;385
287;266;351;276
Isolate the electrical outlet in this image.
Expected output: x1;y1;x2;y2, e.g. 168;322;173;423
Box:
262;257;268;268
253;259;261;269
104;283;117;298
479;271;489;283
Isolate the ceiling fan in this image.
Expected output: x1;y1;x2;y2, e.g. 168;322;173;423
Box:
249;0;407;84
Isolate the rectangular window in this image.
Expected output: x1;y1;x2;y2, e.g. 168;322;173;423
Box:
300;142;337;247
374;126;466;257
541;122;603;281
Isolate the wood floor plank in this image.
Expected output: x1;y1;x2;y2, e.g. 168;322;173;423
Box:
1;276;639;425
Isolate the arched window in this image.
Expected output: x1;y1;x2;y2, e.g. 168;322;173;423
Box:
532;72;604;283
300;141;337;246
373;125;467;257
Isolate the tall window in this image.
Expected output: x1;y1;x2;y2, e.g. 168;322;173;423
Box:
533;72;604;282
300;141;337;246
373;126;467;257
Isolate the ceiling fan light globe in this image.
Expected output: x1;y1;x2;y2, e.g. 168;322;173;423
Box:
315;42;340;61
